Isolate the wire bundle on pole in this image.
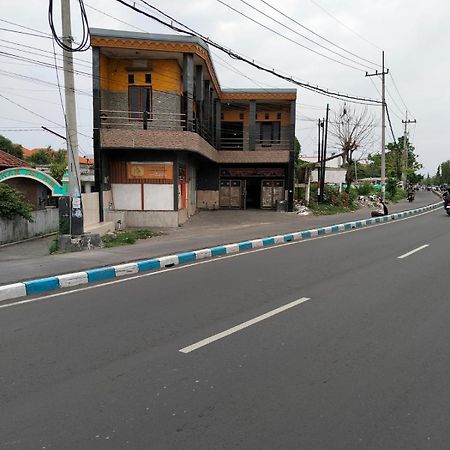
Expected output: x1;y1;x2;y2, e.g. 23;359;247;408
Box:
48;0;90;52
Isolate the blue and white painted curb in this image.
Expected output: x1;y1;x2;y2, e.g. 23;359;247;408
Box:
0;202;443;303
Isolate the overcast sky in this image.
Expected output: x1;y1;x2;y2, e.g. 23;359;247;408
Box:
0;0;448;175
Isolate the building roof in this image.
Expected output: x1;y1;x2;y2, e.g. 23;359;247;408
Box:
90;28;211;52
0;149;29;168
90;28;297;100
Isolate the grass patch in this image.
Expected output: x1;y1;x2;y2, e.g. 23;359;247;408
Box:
310;203;359;215
101;229;160;248
49;237;59;254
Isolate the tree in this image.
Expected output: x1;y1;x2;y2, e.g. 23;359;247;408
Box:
330;104;375;191
29;147;53;165
440;160;450;184
385;136;422;181
0;183;33;221
50;149;67;182
0;134;23;159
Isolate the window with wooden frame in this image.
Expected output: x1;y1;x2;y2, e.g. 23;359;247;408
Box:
128;86;152;121
259;121;281;147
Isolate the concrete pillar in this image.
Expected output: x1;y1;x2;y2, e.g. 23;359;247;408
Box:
287;100;296;211
215;99;221;149
203;80;211;140
289;100;296;150
249;100;256;151
183;54;194;131
195;65;204;136
92;46;104;222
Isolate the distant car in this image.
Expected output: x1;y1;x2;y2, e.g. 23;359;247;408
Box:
426;184;432;191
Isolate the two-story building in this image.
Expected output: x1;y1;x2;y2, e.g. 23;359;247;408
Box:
91;28;296;227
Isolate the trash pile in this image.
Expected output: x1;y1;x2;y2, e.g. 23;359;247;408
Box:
293;200;311;216
357;195;381;208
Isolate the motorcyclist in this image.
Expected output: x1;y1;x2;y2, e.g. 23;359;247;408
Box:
407;183;415;202
444;187;450;203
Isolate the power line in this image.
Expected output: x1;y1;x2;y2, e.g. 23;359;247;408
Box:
48;0;91;52
256;0;380;68
389;72;414;118
232;0;373;70
309;0;383;51
0;18;53;36
216;0;368;72
0;27;52;38
116;0;381;105
385;104;396;141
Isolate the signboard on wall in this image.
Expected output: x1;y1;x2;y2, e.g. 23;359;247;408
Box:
127;162;173;181
220;168;285;178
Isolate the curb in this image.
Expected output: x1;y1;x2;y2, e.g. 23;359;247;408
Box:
0;201;443;303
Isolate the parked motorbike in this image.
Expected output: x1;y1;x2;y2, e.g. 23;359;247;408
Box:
407;192;415;202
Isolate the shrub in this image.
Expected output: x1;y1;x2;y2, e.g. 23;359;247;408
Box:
0;184;33;221
356;182;374;196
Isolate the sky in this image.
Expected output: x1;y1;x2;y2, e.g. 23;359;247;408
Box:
0;0;448;176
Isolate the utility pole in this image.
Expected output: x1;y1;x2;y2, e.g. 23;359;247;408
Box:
401;112;416;189
319;104;329;203
366;51;389;201
317;118;322;200
61;0;83;235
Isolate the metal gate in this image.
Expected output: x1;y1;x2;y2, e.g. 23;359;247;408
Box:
261;179;284;209
219;179;244;209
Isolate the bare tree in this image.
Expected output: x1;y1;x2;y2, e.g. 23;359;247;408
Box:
331;104;376;191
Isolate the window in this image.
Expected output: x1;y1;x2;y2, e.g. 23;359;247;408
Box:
260;121;280;147
128;74;135;84
264;112;269;120
128;86;152;120
145;73;152;84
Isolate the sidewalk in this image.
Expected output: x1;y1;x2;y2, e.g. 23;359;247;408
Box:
0;191;439;286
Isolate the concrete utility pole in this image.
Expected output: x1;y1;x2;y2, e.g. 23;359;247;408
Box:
61;0;83;235
319;104;329;204
366;51;389;201
401;112;417;189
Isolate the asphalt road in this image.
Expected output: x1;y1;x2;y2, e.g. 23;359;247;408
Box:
1;206;449;449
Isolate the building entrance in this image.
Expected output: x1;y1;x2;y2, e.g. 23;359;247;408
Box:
245;178;261;209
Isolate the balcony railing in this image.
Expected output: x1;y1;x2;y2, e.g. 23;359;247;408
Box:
99;110;187;131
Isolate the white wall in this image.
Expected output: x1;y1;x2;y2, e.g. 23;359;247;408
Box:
143;184;173;210
0;208;59;244
112;184;141;210
81;192;99;226
311;168;347;184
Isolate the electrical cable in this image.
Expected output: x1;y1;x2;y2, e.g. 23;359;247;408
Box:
234;0;378;71
309;0;383;51
215;0;367;72
256;0;380;68
116;0;381;105
48;0;90;52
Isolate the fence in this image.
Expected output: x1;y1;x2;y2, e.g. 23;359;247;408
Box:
0;208;59;245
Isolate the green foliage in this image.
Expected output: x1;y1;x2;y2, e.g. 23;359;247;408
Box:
0;134;23;159
0;183;33;221
385;178;398;198
49;150;68;182
385;188;406;202
101;229;160;248
49;238;59;254
308;184;359;215
356;182;375;196
29;148;53;165
439;160;450;184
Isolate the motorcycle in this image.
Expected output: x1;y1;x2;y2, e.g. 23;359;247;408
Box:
445;200;450;216
407;192;415;202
